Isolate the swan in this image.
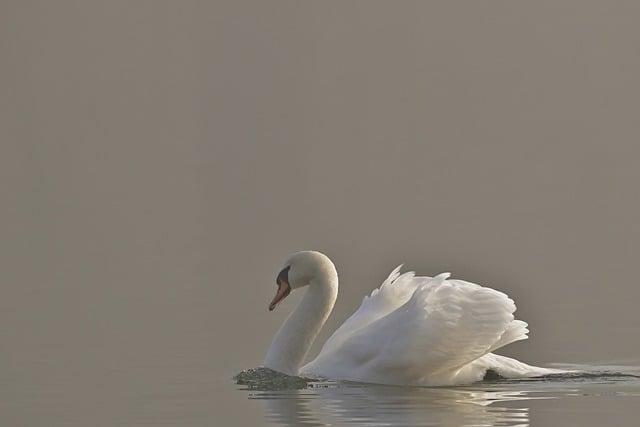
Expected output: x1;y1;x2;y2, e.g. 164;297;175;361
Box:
264;251;564;386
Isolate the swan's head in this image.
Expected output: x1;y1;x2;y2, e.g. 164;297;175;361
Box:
268;251;335;311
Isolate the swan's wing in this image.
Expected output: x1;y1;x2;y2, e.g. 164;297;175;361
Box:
318;266;430;354
303;273;522;385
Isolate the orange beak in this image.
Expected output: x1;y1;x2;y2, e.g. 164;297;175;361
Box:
269;266;291;311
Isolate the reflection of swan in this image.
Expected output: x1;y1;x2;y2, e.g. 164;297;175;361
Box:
264;251;563;386
256;383;534;427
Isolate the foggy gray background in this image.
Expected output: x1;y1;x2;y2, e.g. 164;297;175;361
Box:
2;1;639;425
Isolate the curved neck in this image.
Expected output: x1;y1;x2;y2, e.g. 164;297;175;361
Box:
264;272;338;376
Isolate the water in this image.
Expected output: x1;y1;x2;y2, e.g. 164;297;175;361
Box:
234;365;640;426
5;360;640;426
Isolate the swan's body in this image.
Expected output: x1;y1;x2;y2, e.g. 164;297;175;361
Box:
264;251;563;386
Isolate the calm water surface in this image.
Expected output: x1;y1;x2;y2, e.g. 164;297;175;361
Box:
3;360;640;426
234;364;640;427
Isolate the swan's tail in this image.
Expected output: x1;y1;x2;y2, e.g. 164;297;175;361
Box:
482;353;569;378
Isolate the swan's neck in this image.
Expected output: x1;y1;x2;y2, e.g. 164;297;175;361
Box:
264;273;338;376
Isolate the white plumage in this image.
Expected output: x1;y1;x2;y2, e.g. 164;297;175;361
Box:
264;251;563;386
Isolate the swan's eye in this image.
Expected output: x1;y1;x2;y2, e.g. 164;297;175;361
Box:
276;266;291;286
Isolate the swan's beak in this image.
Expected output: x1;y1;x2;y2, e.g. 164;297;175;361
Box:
269;267;291;311
269;281;290;311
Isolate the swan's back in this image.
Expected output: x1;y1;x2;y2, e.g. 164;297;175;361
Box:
302;269;535;386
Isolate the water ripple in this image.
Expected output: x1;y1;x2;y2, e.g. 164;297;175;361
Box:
234;365;640;426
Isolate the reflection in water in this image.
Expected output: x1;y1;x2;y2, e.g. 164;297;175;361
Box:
237;365;640;427
253;384;538;427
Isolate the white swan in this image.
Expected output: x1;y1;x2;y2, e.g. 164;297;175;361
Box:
264;251;563;386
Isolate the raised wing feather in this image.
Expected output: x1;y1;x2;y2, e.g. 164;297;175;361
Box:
318;266;430;354
303;271;524;385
